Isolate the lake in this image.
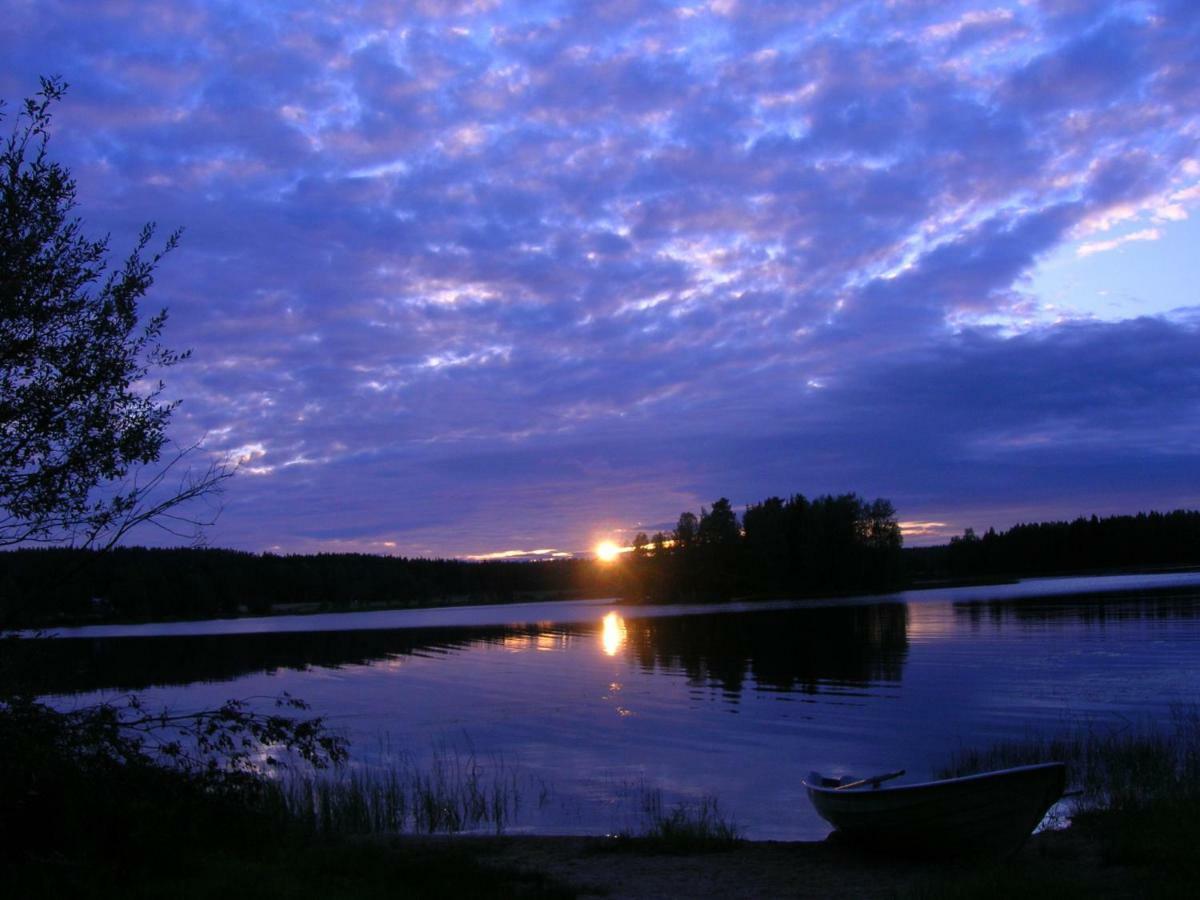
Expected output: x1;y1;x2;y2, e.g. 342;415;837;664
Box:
29;571;1200;840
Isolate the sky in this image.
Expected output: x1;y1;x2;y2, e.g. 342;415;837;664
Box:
3;0;1199;559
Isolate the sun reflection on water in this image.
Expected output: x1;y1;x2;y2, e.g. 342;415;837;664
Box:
601;611;627;656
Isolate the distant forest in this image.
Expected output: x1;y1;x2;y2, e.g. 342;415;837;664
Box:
1;503;1198;628
0;492;900;626
907;509;1200;582
0;548;593;627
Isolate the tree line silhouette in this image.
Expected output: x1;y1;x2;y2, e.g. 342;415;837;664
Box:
0;491;902;626
4;503;1199;629
619;493;903;602
0;547;602;627
906;510;1200;582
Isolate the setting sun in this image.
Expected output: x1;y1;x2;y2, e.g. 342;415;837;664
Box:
594;540;621;562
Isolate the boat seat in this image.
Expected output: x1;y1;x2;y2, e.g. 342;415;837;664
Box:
808;772;856;788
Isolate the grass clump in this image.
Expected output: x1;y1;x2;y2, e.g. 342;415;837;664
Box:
599;787;741;854
276;745;529;836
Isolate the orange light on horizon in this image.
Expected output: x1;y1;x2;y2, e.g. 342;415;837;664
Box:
594;540;622;562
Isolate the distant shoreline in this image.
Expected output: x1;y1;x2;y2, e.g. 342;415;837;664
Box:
15;567;1200;640
6;508;1200;630
905;561;1200;592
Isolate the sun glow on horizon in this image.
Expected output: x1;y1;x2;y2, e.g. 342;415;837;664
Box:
594;540;622;562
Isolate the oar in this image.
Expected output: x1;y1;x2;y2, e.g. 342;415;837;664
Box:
835;769;906;790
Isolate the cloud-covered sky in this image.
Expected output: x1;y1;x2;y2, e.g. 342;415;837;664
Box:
5;0;1199;558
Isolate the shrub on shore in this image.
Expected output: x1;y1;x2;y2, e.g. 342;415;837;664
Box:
0;698;571;898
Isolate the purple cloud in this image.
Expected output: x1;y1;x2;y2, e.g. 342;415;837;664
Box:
4;0;1199;557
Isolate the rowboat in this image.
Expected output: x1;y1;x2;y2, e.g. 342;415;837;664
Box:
803;762;1067;858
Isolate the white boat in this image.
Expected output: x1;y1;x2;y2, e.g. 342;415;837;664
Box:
803;762;1067;857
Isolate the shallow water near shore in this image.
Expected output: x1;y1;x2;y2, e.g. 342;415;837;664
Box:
35;571;1200;840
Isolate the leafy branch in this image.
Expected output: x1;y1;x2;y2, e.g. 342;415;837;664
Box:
4;691;349;796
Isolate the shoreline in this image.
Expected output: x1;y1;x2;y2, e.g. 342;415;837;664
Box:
11;564;1200;633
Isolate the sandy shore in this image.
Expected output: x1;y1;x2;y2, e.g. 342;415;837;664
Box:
443;826;1134;899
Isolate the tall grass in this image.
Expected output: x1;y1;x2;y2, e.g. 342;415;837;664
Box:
924;704;1200;891
273;744;536;835
936;705;1200;814
643;791;741;849
597;785;741;853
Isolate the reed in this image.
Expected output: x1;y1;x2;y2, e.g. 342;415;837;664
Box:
910;707;1200;897
273;744;529;835
936;705;1200;814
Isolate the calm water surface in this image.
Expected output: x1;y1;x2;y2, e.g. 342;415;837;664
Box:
35;572;1200;839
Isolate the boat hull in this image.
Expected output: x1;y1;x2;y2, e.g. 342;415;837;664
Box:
804;762;1067;858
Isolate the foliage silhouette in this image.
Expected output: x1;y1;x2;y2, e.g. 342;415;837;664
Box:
907;510;1200;582
0;80;349;887
1;78;231;559
622;492;905;602
0;546;600;626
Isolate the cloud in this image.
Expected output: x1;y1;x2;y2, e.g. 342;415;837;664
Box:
1077;227;1162;257
466;548;573;561
5;0;1199;555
